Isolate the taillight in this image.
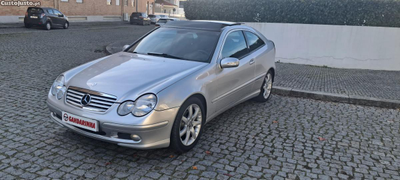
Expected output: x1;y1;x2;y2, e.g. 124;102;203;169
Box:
139;16;143;19
40;13;45;18
25;12;28;16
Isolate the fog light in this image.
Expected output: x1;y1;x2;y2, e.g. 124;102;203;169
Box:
131;134;141;142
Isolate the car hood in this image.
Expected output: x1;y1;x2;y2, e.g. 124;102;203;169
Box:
67;52;207;102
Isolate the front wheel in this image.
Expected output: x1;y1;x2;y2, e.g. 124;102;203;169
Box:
170;97;205;153
63;22;69;29
254;70;274;102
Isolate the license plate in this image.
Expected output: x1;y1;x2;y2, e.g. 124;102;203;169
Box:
30;16;38;19
133;17;138;19
62;111;99;132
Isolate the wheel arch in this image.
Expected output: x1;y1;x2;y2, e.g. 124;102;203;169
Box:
268;67;275;82
183;93;207;118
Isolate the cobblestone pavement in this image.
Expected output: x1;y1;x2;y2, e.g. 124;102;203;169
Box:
275;63;400;101
1;22;400;179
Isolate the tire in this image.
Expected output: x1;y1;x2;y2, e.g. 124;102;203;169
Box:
254;70;274;102
142;21;145;26
44;22;51;30
24;23;32;28
170;97;205;153
63;22;69;29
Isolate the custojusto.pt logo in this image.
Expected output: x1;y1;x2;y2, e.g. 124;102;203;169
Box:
1;0;41;7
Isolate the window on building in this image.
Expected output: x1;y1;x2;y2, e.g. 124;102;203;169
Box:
116;0;119;5
107;0;112;5
61;0;68;2
132;0;135;7
124;0;128;6
76;0;83;3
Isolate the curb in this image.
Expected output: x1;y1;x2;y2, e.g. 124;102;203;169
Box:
272;86;400;109
105;42;400;109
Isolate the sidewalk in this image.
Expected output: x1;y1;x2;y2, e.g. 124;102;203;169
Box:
274;63;400;108
106;41;400;109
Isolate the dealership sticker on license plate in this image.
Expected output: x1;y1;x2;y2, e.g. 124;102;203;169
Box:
62;111;99;132
30;16;38;19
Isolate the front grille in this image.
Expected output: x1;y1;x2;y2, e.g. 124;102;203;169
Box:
65;86;117;112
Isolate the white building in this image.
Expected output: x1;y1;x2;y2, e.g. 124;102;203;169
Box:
155;0;185;16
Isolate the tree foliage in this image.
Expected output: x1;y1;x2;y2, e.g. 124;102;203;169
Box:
185;0;400;27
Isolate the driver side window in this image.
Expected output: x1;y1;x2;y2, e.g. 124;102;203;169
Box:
221;31;248;59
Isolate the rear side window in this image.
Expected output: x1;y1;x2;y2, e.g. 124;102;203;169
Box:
244;32;265;52
47;9;54;14
28;8;43;14
221;31;248;59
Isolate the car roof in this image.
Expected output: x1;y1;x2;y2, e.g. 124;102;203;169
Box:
162;20;241;31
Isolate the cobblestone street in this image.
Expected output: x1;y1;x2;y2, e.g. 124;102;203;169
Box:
1;22;400;179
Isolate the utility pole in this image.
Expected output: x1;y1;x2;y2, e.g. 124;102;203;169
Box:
136;0;138;12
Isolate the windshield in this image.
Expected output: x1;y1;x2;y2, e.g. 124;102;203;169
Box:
128;28;221;62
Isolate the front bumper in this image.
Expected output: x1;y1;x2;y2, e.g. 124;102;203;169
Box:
47;100;178;149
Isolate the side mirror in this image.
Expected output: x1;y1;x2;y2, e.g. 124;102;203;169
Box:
220;57;239;68
59;14;64;17
122;45;130;51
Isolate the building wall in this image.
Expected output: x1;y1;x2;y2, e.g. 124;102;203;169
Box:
0;0;155;23
246;22;400;71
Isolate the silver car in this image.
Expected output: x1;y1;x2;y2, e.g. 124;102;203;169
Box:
47;21;276;152
148;14;161;24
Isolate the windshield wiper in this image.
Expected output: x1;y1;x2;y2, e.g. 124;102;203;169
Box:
147;52;184;60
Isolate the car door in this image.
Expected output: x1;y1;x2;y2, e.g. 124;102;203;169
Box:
243;31;268;93
212;30;255;111
52;9;63;25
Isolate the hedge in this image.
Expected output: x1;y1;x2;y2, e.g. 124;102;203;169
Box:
185;0;400;27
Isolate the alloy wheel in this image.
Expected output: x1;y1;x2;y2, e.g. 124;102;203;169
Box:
179;104;202;146
263;73;273;99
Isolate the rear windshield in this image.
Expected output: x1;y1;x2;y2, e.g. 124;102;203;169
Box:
158;19;168;23
127;28;221;62
132;13;148;17
148;15;156;18
28;8;43;14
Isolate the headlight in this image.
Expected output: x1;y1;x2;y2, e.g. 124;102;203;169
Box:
51;75;66;100
117;101;135;116
117;94;157;117
132;94;157;117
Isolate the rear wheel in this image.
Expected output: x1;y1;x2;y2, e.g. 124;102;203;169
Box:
24;23;32;28
254;70;274;102
170;97;205;153
44;22;51;30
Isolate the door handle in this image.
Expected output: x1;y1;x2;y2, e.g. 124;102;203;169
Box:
249;59;255;65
